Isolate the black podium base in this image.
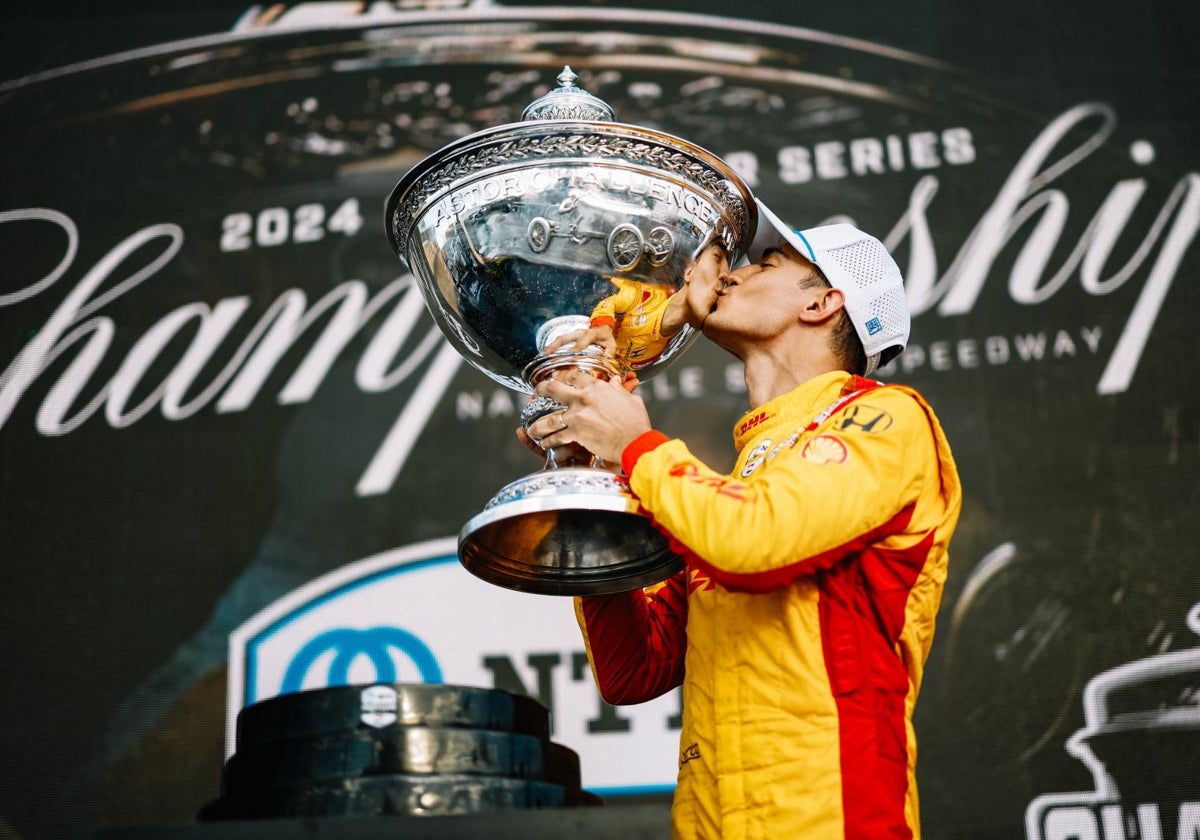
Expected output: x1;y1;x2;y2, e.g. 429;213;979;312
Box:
69;801;673;840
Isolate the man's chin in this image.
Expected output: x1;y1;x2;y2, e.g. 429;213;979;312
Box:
699;313;738;352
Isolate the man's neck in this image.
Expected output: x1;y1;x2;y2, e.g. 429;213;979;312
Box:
740;341;844;408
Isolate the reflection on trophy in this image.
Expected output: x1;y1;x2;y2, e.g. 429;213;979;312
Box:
386;67;755;594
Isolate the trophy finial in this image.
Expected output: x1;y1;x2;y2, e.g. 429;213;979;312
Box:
522;65;616;122
557;66;579;87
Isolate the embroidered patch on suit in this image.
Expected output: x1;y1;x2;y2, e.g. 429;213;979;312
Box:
800;434;849;464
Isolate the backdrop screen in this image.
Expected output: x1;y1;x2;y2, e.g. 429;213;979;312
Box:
0;2;1196;838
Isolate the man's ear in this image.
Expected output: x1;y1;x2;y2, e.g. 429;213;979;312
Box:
798;286;846;324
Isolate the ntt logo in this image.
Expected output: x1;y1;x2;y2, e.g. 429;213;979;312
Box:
281;626;444;693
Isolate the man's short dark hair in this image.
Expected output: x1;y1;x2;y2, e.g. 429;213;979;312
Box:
799;272;868;375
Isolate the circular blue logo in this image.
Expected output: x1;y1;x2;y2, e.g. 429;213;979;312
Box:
281;625;443;692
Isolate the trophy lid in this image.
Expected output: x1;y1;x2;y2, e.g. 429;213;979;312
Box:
521;66;615;122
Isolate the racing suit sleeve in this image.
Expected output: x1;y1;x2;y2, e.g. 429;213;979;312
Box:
589;279;636;329
620;388;934;593
574;571;688;705
589;294;617;329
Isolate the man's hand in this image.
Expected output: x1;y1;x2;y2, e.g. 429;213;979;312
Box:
526;369;651;465
543;324;617;357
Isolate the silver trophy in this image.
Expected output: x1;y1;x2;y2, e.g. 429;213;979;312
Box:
385;67;755;595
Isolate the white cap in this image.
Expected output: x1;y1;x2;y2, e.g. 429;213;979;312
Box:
746;199;909;376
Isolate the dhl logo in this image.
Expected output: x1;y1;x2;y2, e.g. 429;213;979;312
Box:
667;462;749;500
739;411;769;436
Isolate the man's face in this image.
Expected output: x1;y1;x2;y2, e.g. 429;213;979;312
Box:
684;241;730;288
702;240;824;346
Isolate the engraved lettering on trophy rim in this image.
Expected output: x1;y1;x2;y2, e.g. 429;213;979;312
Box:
427;168;720;235
392;132;751;248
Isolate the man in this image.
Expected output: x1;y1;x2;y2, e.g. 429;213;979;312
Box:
528;200;962;839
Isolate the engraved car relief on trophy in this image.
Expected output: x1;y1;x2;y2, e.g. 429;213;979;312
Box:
527;196;680;272
607;224;644;271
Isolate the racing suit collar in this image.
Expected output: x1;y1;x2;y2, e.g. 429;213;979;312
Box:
732;370;854;452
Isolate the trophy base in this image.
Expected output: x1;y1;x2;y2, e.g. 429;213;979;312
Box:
459;468;683;595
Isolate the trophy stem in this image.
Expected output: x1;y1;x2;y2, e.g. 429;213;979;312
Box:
522;315;628;473
543;442;598;471
520;385;609;472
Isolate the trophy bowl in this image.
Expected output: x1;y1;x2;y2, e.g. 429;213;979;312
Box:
385;68;756;595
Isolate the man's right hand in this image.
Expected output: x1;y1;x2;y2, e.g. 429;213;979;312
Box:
543;324;617;357
527;371;651;465
516;373;641;461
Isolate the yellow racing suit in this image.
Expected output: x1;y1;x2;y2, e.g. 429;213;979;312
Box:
576;370;962;840
588;278;677;367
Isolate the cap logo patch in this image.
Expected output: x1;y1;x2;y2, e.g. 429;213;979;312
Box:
865;317;884;336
